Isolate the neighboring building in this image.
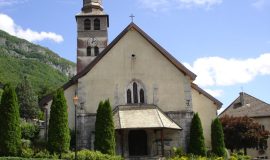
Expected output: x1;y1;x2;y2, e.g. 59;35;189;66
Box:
40;0;222;158
219;92;270;159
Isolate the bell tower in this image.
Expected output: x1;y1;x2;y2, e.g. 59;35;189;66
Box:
76;0;109;73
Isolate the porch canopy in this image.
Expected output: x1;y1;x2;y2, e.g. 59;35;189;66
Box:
113;105;182;130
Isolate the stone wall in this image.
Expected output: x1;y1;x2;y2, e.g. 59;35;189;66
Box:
166;111;194;152
77;113;96;149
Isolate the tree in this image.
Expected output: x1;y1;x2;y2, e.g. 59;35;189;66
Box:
211;118;226;157
188;113;206;156
16;76;40;120
0;82;4;101
94;99;115;155
0;84;21;156
47;89;70;154
220;115;269;155
0;89;3;102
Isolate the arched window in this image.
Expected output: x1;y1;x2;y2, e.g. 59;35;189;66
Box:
126;81;146;104
87;46;91;56
140;89;144;104
133;82;138;103
84;19;91;30
94;47;99;56
94;19;100;30
127;89;132;104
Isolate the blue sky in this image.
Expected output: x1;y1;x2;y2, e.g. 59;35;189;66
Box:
0;0;270;112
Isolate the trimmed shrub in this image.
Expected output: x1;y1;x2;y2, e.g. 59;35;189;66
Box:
47;89;70;154
31;139;47;151
32;149;58;159
172;147;184;158
21;121;40;140
188;113;206;156
21;147;34;158
94;100;116;155
62;150;123;160
169;155;223;160
230;152;251;160
21;139;31;149
0;84;21;156
211;118;225;157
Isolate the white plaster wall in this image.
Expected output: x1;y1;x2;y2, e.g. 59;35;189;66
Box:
64;84;78;130
192;88;218;148
78;29;188;113
45;84;77;130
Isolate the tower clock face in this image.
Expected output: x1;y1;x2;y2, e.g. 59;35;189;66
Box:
88;37;98;47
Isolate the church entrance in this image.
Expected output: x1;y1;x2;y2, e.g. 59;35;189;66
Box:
128;130;148;156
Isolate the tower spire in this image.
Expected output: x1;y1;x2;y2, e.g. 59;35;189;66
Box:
82;0;104;13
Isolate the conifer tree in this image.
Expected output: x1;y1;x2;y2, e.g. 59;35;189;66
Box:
47;89;70;154
211;118;225;157
94;99;115;155
94;101;104;152
16;76;40;120
188;113;206;156
0;84;21;156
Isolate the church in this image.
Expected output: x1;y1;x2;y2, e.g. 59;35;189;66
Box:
40;0;222;158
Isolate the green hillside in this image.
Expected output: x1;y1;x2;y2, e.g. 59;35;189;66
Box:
0;30;76;98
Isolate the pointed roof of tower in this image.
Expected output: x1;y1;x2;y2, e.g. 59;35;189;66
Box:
80;0;105;15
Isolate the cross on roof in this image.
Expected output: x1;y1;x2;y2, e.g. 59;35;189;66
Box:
129;14;135;22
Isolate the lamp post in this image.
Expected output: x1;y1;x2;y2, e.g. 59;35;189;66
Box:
73;94;79;160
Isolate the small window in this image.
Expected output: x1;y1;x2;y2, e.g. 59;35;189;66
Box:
94;47;99;56
94;19;100;30
140;89;144;104
84;19;91;30
87;47;91;56
127;89;132;104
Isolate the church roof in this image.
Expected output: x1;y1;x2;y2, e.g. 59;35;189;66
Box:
219;92;270;118
39;23;222;108
113;105;182;130
191;83;223;109
73;22;196;81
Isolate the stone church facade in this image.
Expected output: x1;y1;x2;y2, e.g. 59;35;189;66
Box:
40;0;222;158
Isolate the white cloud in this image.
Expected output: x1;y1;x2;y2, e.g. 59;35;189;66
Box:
184;53;270;87
175;0;222;9
204;89;224;97
137;0;170;11
0;0;28;7
0;13;63;43
137;0;222;11
252;0;270;10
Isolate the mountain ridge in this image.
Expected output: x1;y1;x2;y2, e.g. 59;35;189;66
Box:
0;29;76;98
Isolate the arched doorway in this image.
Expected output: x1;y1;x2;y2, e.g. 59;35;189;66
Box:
128;130;148;156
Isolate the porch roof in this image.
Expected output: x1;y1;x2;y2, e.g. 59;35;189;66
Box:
113;105;182;130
